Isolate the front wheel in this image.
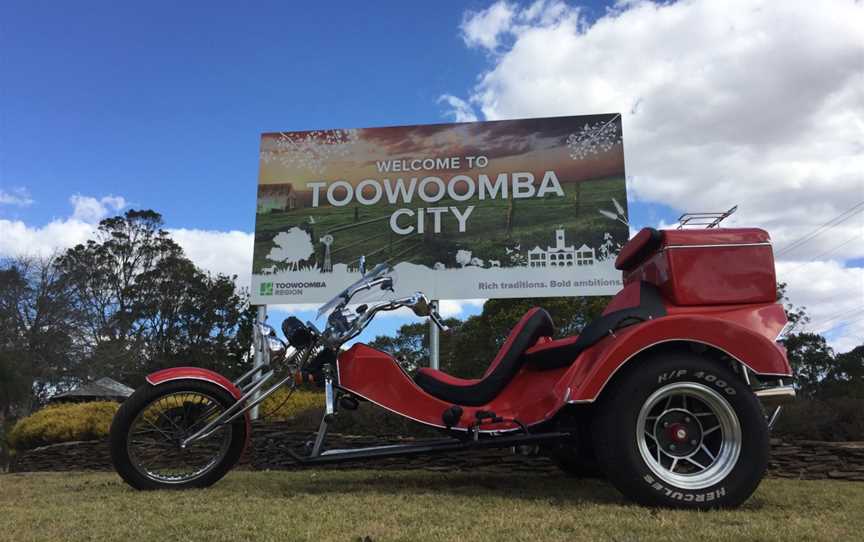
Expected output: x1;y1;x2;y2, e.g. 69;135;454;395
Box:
592;352;768;509
110;379;247;490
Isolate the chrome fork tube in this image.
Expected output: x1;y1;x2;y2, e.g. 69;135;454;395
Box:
180;343;315;447
180;369;278;447
234;365;264;389
324;376;335;416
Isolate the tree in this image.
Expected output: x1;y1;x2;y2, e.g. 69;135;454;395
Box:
0;255;80;418
369;296;609;378
369;318;462;373
782;333;835;399
777;281;810;332
53;209;253;386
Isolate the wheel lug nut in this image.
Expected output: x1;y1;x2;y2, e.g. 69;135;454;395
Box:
669;444;676;450
690;440;697;445
684;417;691;423
663;422;669;428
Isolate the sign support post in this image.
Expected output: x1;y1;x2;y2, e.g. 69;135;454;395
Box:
250;304;267;420
429;300;440;370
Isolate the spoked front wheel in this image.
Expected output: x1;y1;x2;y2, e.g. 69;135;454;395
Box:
110;380;247;490
592;351;768;509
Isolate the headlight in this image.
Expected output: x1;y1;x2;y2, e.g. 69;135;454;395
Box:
282;316;313;348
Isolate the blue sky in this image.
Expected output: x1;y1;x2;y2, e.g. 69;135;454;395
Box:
2;0;861;350
1;0;633;338
1;0;630;231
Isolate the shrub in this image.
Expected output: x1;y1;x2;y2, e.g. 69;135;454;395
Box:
273;397;439;438
258;388;325;421
774;397;864;441
8;401;119;451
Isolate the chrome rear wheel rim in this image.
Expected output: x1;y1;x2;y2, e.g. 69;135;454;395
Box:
127;391;233;484
637;382;741;490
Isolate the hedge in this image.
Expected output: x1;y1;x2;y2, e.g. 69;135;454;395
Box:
8;401;119;451
258;388;324;421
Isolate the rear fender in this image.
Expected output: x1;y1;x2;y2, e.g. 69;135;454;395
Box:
145;367;251;450
567;310;792;403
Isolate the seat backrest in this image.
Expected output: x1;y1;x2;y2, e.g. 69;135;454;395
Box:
615;227;664;271
482;308;554;381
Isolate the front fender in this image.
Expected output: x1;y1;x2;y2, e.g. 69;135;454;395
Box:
567;310;793;403
146;367;243;399
145;367;251;450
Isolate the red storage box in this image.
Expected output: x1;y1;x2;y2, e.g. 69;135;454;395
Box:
616;228;776;306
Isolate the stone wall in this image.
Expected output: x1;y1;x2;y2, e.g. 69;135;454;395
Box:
769;439;864;481
10;422;864;481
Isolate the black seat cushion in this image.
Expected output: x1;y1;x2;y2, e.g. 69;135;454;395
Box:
525;282;667;369
414;308;554;406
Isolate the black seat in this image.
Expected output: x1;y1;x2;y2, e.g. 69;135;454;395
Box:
413;308;554;406
524;282;667;369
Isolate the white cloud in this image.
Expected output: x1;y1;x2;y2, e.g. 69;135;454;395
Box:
0;187;34;207
461;1;516;50
70;194;127;222
0;195;254;287
0;217;97;258
169;228;254;285
439;298;486;318
777;261;864;352
438;95;479;123
447;0;864;350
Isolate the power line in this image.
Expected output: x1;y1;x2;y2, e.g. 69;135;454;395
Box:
808;306;864;333
783;234;862;273
776;201;864;257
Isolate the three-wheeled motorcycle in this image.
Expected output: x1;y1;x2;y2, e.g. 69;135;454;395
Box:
109;226;795;509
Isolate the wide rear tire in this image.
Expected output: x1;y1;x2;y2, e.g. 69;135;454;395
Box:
110;379;247;490
592;352;767;509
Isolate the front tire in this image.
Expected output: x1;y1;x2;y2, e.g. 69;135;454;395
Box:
110;379;247;490
592;352;767;509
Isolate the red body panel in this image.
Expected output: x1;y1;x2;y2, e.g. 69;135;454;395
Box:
337;344;568;431
565;303;791;402
145;367;251;449
623;228;776;305
338;227;792;431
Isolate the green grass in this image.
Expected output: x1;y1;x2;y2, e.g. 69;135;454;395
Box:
2;471;863;541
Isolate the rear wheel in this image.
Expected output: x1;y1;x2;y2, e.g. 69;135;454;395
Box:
110;379;247;490
592;352;767;509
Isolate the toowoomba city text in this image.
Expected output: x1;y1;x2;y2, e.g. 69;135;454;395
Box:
306;170;565;235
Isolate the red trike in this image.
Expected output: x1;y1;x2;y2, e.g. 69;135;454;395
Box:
110;226;795;509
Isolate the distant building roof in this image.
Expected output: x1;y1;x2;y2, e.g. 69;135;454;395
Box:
50;377;135;403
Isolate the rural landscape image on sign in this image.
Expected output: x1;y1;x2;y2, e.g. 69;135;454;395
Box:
252;114;628;303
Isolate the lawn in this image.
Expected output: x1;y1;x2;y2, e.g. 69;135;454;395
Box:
1;471;863;542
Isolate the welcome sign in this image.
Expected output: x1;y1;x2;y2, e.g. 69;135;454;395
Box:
251;114;628;304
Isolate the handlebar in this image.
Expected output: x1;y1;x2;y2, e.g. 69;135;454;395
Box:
323;291;448;345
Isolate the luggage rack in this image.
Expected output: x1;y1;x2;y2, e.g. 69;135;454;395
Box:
677;205;737;229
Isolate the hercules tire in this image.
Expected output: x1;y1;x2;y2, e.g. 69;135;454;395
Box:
592;352;767;509
110;379;247;490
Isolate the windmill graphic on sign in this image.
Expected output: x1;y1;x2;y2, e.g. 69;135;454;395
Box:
320;234;334;272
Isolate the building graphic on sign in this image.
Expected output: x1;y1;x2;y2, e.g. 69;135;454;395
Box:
257;183;298;213
528;229;595;268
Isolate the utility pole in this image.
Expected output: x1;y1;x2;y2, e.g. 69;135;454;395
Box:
250;305;267;420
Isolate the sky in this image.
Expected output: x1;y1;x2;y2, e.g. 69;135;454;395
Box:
1;0;862;351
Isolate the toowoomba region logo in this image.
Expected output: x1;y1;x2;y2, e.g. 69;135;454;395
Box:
260;282;274;296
